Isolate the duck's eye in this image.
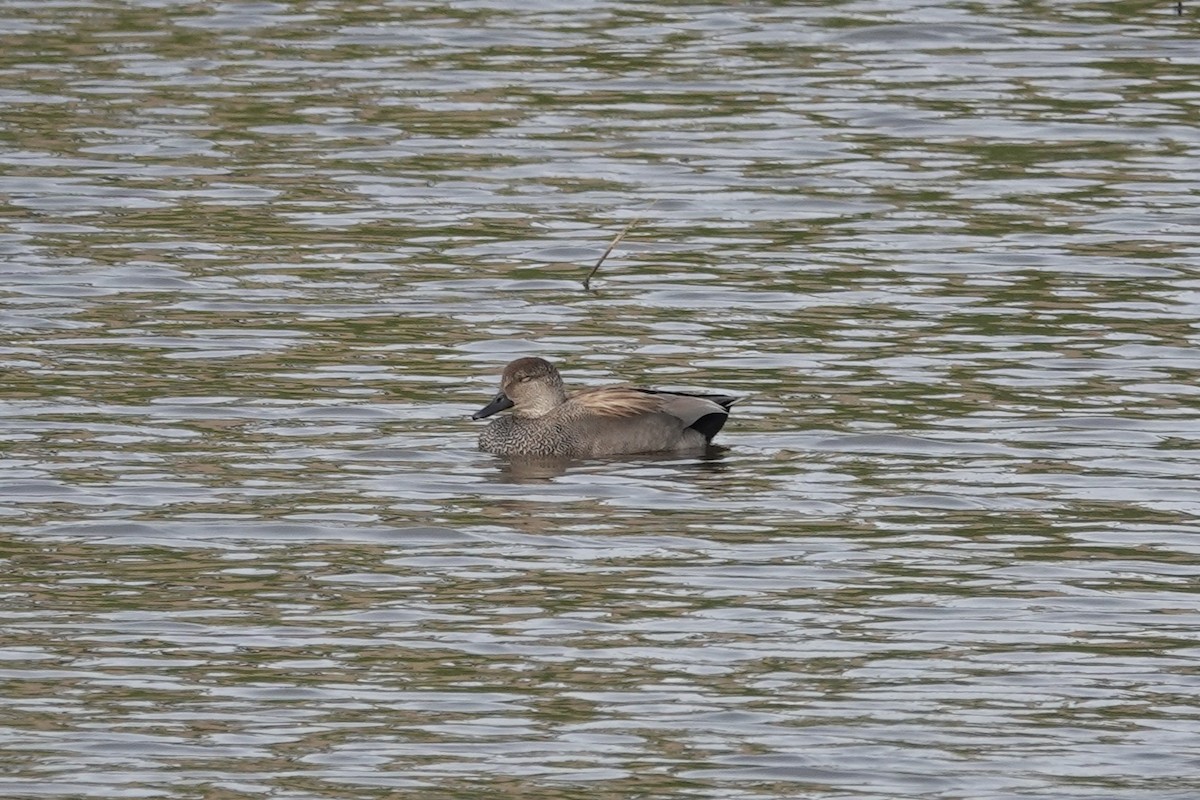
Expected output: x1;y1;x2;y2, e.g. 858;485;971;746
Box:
519;375;533;382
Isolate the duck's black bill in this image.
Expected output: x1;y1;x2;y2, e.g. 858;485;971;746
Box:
472;392;514;420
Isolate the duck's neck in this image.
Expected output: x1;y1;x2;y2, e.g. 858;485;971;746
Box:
514;388;568;418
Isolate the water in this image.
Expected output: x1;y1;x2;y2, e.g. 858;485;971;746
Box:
2;1;1200;797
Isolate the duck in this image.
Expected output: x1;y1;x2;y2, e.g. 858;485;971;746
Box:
472;357;737;458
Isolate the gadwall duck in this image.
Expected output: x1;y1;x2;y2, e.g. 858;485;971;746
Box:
472;357;738;458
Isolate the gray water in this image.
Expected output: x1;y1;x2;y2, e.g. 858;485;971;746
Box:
3;1;1200;798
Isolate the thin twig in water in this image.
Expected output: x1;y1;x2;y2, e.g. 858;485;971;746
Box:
583;218;640;290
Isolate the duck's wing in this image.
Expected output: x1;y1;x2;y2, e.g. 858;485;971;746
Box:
641;390;732;441
632;388;739;412
570;386;734;446
568;386;662;417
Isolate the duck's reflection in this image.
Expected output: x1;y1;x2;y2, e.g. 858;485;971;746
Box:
489;444;731;483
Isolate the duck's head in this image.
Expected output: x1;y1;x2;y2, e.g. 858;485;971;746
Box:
473;357;568;419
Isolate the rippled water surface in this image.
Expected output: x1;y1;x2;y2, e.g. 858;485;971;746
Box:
3;1;1200;798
